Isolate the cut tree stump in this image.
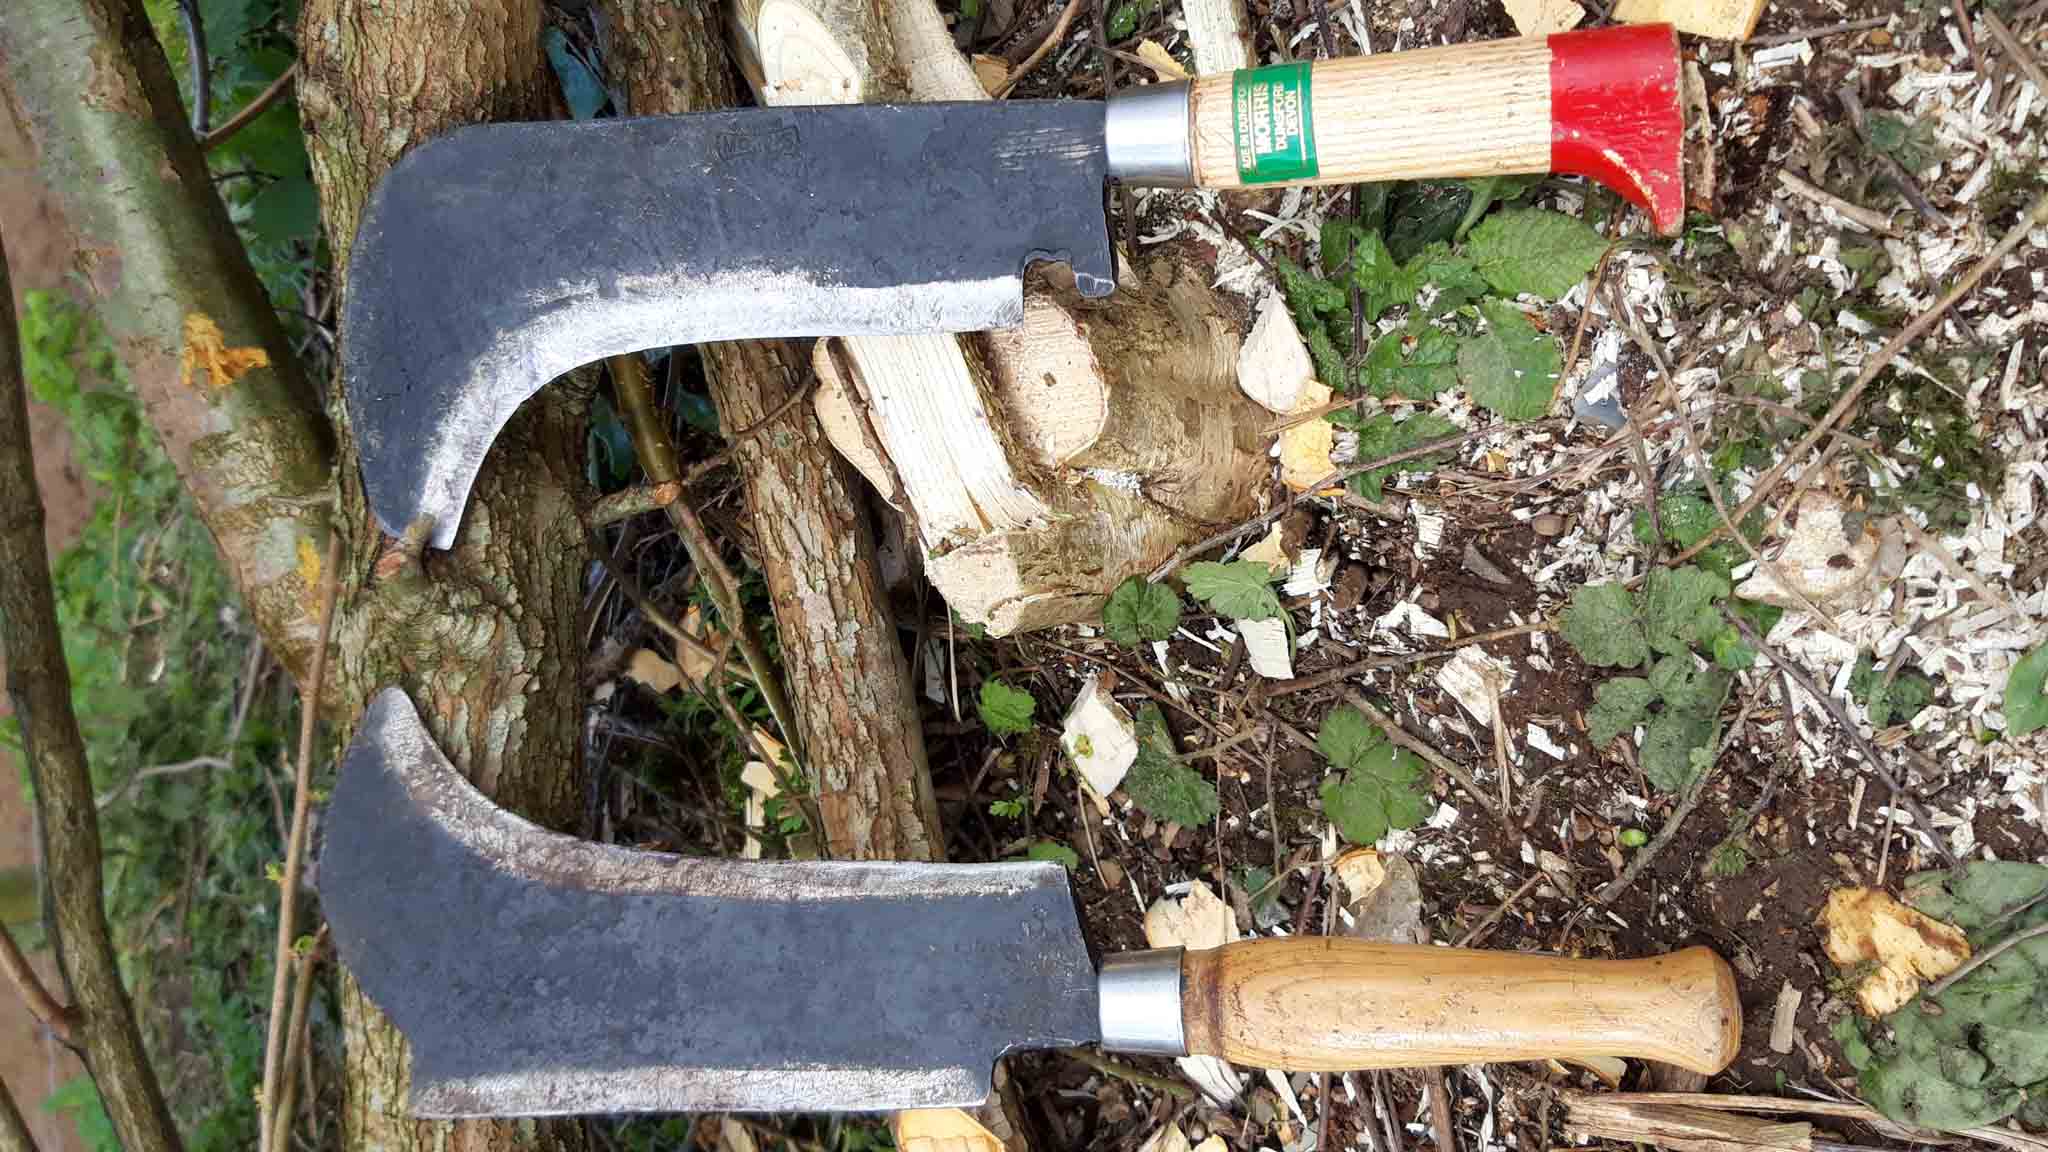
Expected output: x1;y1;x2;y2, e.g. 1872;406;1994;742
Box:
738;0;1272;637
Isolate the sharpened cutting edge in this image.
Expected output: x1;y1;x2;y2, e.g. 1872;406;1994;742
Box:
321;689;1102;1115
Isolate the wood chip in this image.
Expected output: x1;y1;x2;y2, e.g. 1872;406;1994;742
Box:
1062;674;1139;804
1820;887;1970;1015
1134;38;1188;81
1768;981;1802;1054
1238;289;1318;415
1612;0;1768;39
1504;0;1584;35
895;1109;1008;1152
1236;617;1294;679
969;54;1009;96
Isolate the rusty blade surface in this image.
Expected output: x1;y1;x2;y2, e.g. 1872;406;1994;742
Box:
321;689;1099;1116
343;102;1114;550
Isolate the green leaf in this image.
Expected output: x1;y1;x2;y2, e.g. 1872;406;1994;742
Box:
1463;207;1610;299
1106;0;1138;39
1023;840;1081;869
1851;651;1936;728
1405;243;1489;316
244;175;318;249
1710;626;1756;670
1318;705;1428;845
2007;646;2048;737
1237;865;1287;929
1363;327;1459;400
1643;566;1731;656
1588;677;1653;746
1343;411;1459;502
978;680;1036;736
1905;860;2048;931
1183;560;1283;622
1124;704;1219;826
1559;583;1647;669
1277;256;1348;329
1455;174;1542;238
1458;298;1559;422
1385;180;1471;263
1305;322;1348;391
1643;709;1716;792
1102;577;1182;647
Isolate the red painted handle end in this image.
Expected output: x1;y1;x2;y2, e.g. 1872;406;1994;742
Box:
1548;24;1686;234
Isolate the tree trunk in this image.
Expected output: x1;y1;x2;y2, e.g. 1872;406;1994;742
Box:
738;0;1270;638
297;2;593;1151
0;0;337;686
598;0;943;863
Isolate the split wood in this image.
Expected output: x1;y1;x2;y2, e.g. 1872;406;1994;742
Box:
1728;613;1959;868
1566;1091;2048;1152
258;533;340;1152
1672;190;2048;570
1340;690;1512;834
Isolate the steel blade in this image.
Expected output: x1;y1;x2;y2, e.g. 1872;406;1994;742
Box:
321;689;1100;1116
342;102;1114;549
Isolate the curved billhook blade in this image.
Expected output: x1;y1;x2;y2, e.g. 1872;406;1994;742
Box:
343;103;1115;549
322;689;1099;1116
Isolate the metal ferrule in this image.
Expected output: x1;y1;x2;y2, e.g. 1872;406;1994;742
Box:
1097;948;1188;1055
1104;82;1193;186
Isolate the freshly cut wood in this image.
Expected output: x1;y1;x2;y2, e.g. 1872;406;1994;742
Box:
894;1108;1007;1152
1567;1094;1814;1152
1767;981;1801;1055
1612;0;1767;40
1237;290;1317;414
1277;382;1335;491
730;0;890;103
1504;0;1583;35
1063;674;1139;801
742;0;1269;637
1237;617;1294;679
1819;886;1969;1015
1145;882;1247;1104
1182;0;1254;73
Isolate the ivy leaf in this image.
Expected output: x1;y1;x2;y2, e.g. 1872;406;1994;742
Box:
2006;646;2048;737
1559;582;1647;669
1458;298;1559;422
1343;411;1459;502
1183;560;1283;622
1643;566;1731;656
1102;576;1182;647
1362;327;1459;400
978;680;1036;736
1463;207;1611;299
1588;677;1653;746
1124;703;1219;826
1317;705;1429;845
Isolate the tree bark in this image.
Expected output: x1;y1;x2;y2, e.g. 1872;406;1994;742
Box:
296;2;594;1151
598;0;943;863
1;234;182;1152
0;0;337;686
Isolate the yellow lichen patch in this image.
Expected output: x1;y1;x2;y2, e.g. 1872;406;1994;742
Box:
1820;886;1971;1015
180;313;271;391
297;536;322;591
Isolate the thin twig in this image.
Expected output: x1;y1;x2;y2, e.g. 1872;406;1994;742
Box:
201;64;297;152
266;926;326;1152
94;756;231;809
1983;11;2048;105
1746;15;1889;47
996;0;1084;96
1064;1046;1195;1098
1341;690;1512;834
1267;621;1555;697
1836;84;1941;223
1594;694;1762;907
1151;428;1488;581
1455;871;1544;948
0;923;74;1047
1560;245;1615;385
580;523;755;684
680;369;819;483
1185;725;1266;762
589;481;681;526
1897;517;2024;627
1672;191;2048;570
609;354;798;755
1776;169;1898;235
259;533;340;1152
1924;921;2048;999
1729;613;1959;868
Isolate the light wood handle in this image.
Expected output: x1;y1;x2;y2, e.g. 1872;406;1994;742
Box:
1184;24;1686;232
1182;939;1740;1074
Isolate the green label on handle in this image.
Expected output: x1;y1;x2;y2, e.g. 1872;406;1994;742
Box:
1231;62;1318;184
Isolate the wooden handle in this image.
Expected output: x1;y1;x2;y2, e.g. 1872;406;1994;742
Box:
1186;24;1685;232
1181;939;1740;1073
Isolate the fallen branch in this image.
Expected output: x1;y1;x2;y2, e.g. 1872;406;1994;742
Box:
1565;1091;2048;1152
1673;190;2048;569
1341;690;1512;834
1746;15;1889;46
1776;169;1897;235
1267;620;1555;698
258;532;340;1152
588;480;681;526
1728;613;1959;868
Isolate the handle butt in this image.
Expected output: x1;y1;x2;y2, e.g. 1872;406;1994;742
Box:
1181;939;1740;1074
